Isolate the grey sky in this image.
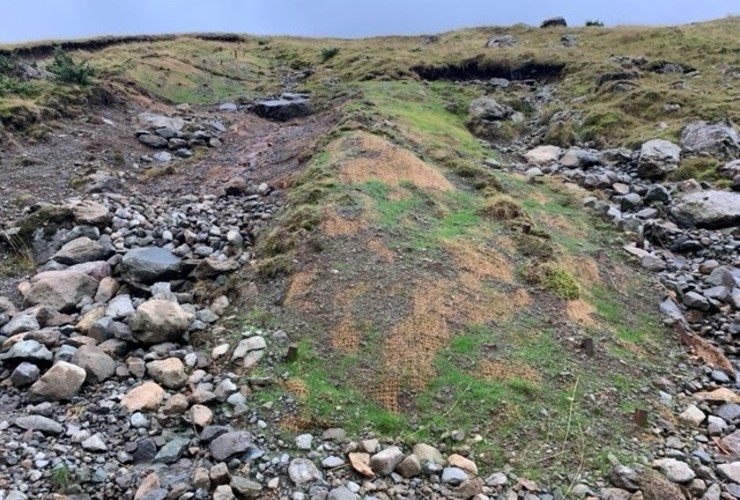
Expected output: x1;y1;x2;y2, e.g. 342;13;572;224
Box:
2;1;738;44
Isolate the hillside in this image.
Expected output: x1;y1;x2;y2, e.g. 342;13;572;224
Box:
1;16;740;500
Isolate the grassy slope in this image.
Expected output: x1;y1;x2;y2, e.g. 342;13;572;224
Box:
250;80;673;481
2;20;737;482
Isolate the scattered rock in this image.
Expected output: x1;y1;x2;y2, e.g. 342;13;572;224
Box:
146;357;187;389
370;446;404;476
30;361;86;401
288;458;323;485
121;381;165;412
130;300;192;344
210;431;253;462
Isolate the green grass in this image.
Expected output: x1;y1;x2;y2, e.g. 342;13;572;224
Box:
357;81;489;158
51;464;71;492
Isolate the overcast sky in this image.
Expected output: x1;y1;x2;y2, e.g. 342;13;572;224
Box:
2;0;738;43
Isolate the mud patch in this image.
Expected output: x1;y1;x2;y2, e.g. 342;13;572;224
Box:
366;238;396;263
412;57;565;82
322;209;366;236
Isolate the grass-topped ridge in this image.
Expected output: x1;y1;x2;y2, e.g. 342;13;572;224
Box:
239;73;680;481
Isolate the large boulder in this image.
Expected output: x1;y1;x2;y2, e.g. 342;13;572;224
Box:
136;112;185;131
637;139;681;179
53;237;105;265
671;190;740;229
30;361;87;401
681;121;740;160
525;145;563;165
129;300;193;344
68;261;112;280
24;271;99;313
466;97;513;139
1;339;53;363
119;247;182;285
253;94;312;122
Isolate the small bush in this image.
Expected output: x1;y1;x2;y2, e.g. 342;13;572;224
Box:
320;47;340;63
515;234;555;259
47;46;95;86
585;20;605;27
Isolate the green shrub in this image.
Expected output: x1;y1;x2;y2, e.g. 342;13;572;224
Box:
320;47;340;63
47;46;95;85
586;20;605;27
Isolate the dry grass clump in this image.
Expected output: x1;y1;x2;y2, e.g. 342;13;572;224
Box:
478;194;526;221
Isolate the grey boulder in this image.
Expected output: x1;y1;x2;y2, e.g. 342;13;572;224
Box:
681;121;740;160
638;139;680;179
53;237;105;265
253;95;312;122
671;190;740;229
120;247;182;285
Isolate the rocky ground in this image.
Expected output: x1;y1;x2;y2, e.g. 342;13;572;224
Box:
2;48;740;500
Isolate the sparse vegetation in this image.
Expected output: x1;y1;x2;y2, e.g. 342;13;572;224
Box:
51;464;71;492
585;20;605;27
478;194;525;220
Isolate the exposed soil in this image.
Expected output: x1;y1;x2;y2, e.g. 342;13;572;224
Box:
0;101;336;222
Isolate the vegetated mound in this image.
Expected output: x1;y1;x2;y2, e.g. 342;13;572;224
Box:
247;79;679;477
